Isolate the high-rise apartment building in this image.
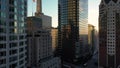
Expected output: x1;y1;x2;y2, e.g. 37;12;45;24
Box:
57;0;88;63
0;0;27;68
99;0;120;68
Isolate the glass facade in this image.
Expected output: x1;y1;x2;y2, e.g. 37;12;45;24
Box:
79;0;88;35
57;0;88;63
0;0;27;68
79;0;88;55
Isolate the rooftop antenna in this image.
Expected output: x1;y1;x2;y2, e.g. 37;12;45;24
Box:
35;0;43;16
32;0;36;16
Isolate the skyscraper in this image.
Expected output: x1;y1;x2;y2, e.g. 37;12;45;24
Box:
51;27;58;52
57;0;88;63
88;24;96;54
99;0;120;68
27;0;61;68
0;0;27;68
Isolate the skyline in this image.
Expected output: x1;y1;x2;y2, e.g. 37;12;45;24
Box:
1;0;120;68
28;0;101;30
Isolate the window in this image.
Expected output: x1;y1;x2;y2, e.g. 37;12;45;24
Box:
9;63;17;68
9;14;14;19
19;35;24;39
0;27;6;33
19;42;24;46
9;35;17;40
9;49;17;55
9;0;14;5
0;36;6;41
19;60;24;65
0;19;6;25
9;7;14;12
0;51;6;57
9;21;17;27
19;48;24;52
10;43;17;48
19;53;24;59
0;59;6;65
0;44;6;49
9;56;17;62
9;28;18;34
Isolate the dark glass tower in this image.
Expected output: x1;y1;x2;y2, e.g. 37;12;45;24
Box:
57;0;88;63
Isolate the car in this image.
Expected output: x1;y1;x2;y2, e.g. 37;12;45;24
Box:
83;63;88;67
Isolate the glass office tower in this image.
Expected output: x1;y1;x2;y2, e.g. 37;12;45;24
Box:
0;0;27;68
57;0;88;63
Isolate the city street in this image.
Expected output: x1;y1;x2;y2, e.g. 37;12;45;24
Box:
76;52;98;68
63;55;98;68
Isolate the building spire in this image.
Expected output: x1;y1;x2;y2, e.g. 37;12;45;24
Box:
35;0;43;16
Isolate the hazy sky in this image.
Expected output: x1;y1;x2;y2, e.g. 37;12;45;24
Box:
28;0;101;30
89;0;101;30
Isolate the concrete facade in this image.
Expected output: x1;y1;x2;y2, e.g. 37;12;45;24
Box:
27;0;61;68
0;0;27;68
99;0;120;68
